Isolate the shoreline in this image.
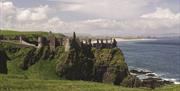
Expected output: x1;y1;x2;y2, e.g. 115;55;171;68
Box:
115;38;157;42
90;38;157;43
129;67;180;85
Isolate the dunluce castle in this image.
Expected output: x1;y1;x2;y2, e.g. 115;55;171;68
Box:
1;31;117;52
36;31;117;52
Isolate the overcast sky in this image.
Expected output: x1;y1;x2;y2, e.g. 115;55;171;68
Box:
0;0;180;36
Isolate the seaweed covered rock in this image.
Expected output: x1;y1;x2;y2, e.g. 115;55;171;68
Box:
141;77;173;89
121;75;142;87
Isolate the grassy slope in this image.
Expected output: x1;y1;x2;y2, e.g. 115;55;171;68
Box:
0;74;180;91
0;30;66;79
6;46;66;80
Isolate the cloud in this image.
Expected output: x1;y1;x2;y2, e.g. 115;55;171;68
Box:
0;1;17;28
42;16;179;36
139;7;180;34
0;1;50;22
141;7;180;19
16;5;49;21
0;1;16;14
58;2;82;11
0;1;50;29
57;0;152;19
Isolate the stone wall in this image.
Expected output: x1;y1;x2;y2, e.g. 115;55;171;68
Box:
19;36;36;47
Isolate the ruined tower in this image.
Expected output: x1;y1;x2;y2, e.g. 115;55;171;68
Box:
37;37;43;48
112;38;117;48
64;38;70;52
19;36;23;43
48;31;56;52
73;32;76;40
88;39;92;47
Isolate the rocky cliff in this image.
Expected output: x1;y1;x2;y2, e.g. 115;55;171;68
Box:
56;36;129;85
0;39;129;85
56;48;129;84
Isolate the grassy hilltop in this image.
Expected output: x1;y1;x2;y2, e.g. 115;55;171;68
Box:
0;30;179;91
0;30;64;44
0;30;64;37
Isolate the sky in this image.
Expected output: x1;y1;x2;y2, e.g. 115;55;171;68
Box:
0;0;180;36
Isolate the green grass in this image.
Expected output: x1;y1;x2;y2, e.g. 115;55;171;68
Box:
0;30;48;36
0;30;65;42
0;29;64;37
0;74;180;91
5;46;65;80
24;59;60;80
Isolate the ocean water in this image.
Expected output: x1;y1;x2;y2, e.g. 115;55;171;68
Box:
118;38;180;83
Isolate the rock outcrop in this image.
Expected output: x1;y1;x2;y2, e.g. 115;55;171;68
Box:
20;46;54;70
56;37;129;85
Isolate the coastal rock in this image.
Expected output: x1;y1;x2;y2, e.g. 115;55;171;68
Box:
121;75;141;87
130;69;152;75
141;77;173;89
146;73;156;77
56;38;129;85
129;68;174;88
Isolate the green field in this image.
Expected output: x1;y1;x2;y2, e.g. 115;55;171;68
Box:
0;30;64;42
0;30;64;37
0;74;180;91
0;30;48;36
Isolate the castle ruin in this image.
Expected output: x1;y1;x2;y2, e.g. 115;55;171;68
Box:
18;31;117;52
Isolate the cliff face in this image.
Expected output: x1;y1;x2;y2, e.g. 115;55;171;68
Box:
93;48;129;85
56;38;129;85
